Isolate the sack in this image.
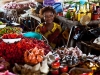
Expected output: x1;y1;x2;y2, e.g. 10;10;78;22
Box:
43;0;55;6
53;2;63;13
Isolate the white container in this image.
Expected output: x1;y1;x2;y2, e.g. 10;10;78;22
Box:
2;38;21;43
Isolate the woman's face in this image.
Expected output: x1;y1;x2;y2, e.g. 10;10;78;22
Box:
43;11;55;24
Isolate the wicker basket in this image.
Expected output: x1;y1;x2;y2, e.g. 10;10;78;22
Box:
81;40;100;50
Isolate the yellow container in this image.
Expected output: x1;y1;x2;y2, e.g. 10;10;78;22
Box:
78;12;86;21
77;12;91;21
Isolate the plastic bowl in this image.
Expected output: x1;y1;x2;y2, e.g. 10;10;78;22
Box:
23;32;42;40
2;38;21;43
0;25;6;28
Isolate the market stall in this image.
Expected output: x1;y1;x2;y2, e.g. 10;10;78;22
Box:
0;0;100;75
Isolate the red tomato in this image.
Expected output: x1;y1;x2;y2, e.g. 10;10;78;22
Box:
51;61;60;69
51;69;59;75
60;66;68;73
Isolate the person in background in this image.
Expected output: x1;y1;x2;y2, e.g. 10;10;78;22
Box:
35;6;65;49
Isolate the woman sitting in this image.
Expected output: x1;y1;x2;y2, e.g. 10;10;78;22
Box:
35;6;65;49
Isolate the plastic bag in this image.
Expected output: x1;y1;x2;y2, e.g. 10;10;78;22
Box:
53;2;63;13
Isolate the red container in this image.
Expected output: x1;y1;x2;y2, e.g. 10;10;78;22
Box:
92;14;100;20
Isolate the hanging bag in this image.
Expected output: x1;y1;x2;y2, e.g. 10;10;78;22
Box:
53;2;63;13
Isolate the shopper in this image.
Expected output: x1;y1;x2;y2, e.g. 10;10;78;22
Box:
35;6;64;48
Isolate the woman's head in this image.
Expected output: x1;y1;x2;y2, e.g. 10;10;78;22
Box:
41;6;56;24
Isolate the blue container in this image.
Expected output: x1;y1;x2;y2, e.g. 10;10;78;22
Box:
23;32;42;40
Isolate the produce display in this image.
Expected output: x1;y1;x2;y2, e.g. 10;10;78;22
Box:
0;26;22;37
0;38;100;75
0;0;100;75
0;29;99;75
13;59;49;75
49;46;100;75
0;38;51;65
53;46;82;67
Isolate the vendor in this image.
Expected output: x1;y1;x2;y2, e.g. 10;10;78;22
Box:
35;6;64;48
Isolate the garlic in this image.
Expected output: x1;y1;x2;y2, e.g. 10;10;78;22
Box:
15;63;21;71
23;64;32;70
47;55;55;65
40;59;49;74
32;63;40;72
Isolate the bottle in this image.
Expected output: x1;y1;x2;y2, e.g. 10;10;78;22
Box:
92;4;98;20
75;4;80;21
86;3;91;20
78;4;87;21
66;10;71;20
93;4;97;14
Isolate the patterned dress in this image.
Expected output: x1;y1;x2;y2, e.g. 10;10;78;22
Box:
35;22;63;48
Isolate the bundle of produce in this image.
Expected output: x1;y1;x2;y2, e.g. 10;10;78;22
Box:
0;26;22;37
0;38;51;65
24;47;44;65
